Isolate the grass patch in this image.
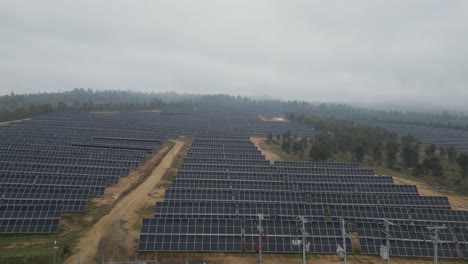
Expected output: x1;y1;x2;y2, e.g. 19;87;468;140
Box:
259;140;301;161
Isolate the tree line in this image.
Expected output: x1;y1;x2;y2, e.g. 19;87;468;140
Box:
267;112;468;183
0;89;310;123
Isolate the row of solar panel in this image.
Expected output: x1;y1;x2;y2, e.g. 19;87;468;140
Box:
356;222;468;258
175;172;394;184
170;179;418;194
0;171;111;184
179;164;374;175
138;218;352;253
0;143;149;156
0;162;130;176
183;158;270;166
273;160;360;168
0;154;140;168
1;183;105;197
152;201;468;227
163;188;450;208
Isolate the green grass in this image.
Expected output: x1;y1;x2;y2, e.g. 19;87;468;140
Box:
0;244;50;258
0;233;55;245
0;231;79;264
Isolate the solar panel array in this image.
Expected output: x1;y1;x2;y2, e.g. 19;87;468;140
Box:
4;104;468;259
0;106;316;233
356;120;468;153
357;222;461;258
139;137;468;259
0;112;167;233
139;138;352;253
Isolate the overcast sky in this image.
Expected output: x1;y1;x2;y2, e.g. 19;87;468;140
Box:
1;1;467;110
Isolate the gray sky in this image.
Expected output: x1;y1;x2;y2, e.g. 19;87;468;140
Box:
1;1;467;110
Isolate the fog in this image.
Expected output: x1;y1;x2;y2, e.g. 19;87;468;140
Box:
1;1;467;110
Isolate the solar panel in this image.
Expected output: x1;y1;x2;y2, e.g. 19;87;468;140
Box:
356;222;460;258
137;218;242;252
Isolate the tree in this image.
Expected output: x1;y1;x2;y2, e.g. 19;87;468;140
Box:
412;163;425;176
447;146;457;163
298;148;305;159
438;147;446;157
281;140;291;153
425;144;437;157
309;133;333;161
456;154;468;182
309;142;332;161
401;146;419;168
267;132;273;142
430;157;444;177
421;157;444;177
292;141;302;155
301;137;309;149
57;101;67;111
385;139;400;167
401;135;416;147
276;134;281;141
353;144;366;162
372;145;382;163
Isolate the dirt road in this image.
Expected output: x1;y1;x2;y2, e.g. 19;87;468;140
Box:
65;140;185;264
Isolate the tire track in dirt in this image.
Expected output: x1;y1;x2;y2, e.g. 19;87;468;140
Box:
65;140;185;264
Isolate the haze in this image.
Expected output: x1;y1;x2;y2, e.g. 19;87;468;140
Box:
1;1;467;110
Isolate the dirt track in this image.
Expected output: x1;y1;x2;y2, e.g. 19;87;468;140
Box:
251;137;281;160
65;140;185;264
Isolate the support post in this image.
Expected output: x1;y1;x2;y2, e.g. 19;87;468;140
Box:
427;226;446;264
381;219;396;264
341;219;347;264
302;219;306;264
257;214;264;264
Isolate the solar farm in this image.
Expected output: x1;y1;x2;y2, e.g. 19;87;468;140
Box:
1;105;468;262
355;120;468;153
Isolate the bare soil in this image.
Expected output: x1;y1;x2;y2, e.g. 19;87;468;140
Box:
393;177;468;210
0;118;31;125
65;140;185;264
93;144;171;208
251;137;281;161
143;109;161;113
258;115;288;122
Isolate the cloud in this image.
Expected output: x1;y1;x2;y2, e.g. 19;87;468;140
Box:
0;0;467;110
